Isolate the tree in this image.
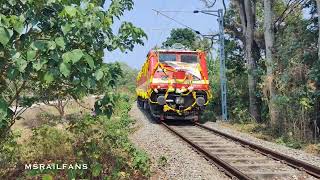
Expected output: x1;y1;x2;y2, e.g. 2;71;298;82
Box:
162;28;212;51
198;0;262;122
317;0;320;60
0;0;146;138
162;28;197;49
236;0;261;122
264;0;278;126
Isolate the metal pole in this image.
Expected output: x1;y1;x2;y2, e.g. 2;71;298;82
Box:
218;9;227;120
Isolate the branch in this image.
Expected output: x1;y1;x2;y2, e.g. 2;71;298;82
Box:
234;0;247;36
12;80;19;119
274;0;306;30
43;98;58;107
224;22;244;41
8;80;26;106
62;98;71;108
15;107;28;119
274;0;294;25
200;0;217;8
73;97;92;110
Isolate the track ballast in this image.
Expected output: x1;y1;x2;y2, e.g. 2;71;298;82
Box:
162;121;320;180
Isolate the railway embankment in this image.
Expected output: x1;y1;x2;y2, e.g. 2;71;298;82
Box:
129;101;320;179
204;121;320;168
129;103;229;180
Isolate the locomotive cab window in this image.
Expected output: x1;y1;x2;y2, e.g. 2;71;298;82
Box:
159;53;176;62
181;54;198;63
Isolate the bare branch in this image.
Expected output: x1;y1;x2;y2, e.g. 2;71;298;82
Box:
8;80;26;106
15;107;28;119
200;0;217;8
62;98;70;108
274;0;306;30
73;98;92;110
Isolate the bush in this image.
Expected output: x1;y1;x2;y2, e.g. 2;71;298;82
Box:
66;96;150;179
0;131;21;177
275;135;303;149
1;93;150;179
22;125;73;161
200;110;216;123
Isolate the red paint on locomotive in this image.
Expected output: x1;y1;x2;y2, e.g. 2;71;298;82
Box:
136;48;211;121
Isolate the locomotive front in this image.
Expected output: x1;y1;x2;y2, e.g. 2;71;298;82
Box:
136;48;211;122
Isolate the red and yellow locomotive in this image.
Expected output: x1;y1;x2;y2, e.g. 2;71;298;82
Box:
136;46;211;122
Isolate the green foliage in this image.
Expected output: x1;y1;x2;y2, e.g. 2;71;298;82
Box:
0;1;149;178
157;155;168;168
162;28;212;51
0;131;21;177
271;9;319;139
275;135;303;149
94;92;119;118
162;28;196;49
220;1;320;143
2;93;150;179
23;125;73;161
67;95;150;179
117;62;139;94
0;0;146;137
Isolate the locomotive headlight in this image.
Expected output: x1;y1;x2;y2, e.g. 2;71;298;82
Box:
196;97;206;106
175;96;184;105
187;86;194;91
157;96;166;105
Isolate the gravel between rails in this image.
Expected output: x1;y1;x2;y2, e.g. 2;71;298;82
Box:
129;103;230;180
204;121;320;168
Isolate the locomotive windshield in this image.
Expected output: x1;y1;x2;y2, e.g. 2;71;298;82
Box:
159;53;176;62
158;52;198;63
181;54;198;63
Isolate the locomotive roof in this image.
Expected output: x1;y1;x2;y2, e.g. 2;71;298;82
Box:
151;49;201;53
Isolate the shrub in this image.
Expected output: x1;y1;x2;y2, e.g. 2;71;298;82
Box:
0;131;21;177
22;125;73;161
66;96;150;179
200;110;216;123
1;93;150;179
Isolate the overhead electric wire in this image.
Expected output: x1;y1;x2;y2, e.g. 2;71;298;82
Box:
153;10;196;13
152;9;201;35
154;8;181;47
152;8;219;50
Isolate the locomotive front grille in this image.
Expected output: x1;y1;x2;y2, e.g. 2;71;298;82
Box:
165;93;194;108
150;90;208;109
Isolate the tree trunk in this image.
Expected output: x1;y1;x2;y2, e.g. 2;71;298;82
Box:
317;0;320;61
315;0;320;138
56;99;66;120
264;0;278;127
244;0;261;122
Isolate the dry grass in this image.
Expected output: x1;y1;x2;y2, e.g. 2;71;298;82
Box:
221;122;320;156
219;122;274;141
11;96;98;142
304;144;320;155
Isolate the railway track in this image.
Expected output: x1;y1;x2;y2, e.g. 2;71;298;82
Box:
161;121;320;180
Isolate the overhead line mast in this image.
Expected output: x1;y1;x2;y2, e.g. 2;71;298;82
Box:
194;9;227;121
152;8;228;120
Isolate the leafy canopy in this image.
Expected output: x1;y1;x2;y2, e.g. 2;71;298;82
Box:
0;0;146;135
162;28;196;49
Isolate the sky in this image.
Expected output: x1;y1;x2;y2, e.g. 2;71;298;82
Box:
103;0;228;69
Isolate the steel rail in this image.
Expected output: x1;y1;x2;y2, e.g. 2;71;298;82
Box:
195;123;320;179
161;122;252;180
